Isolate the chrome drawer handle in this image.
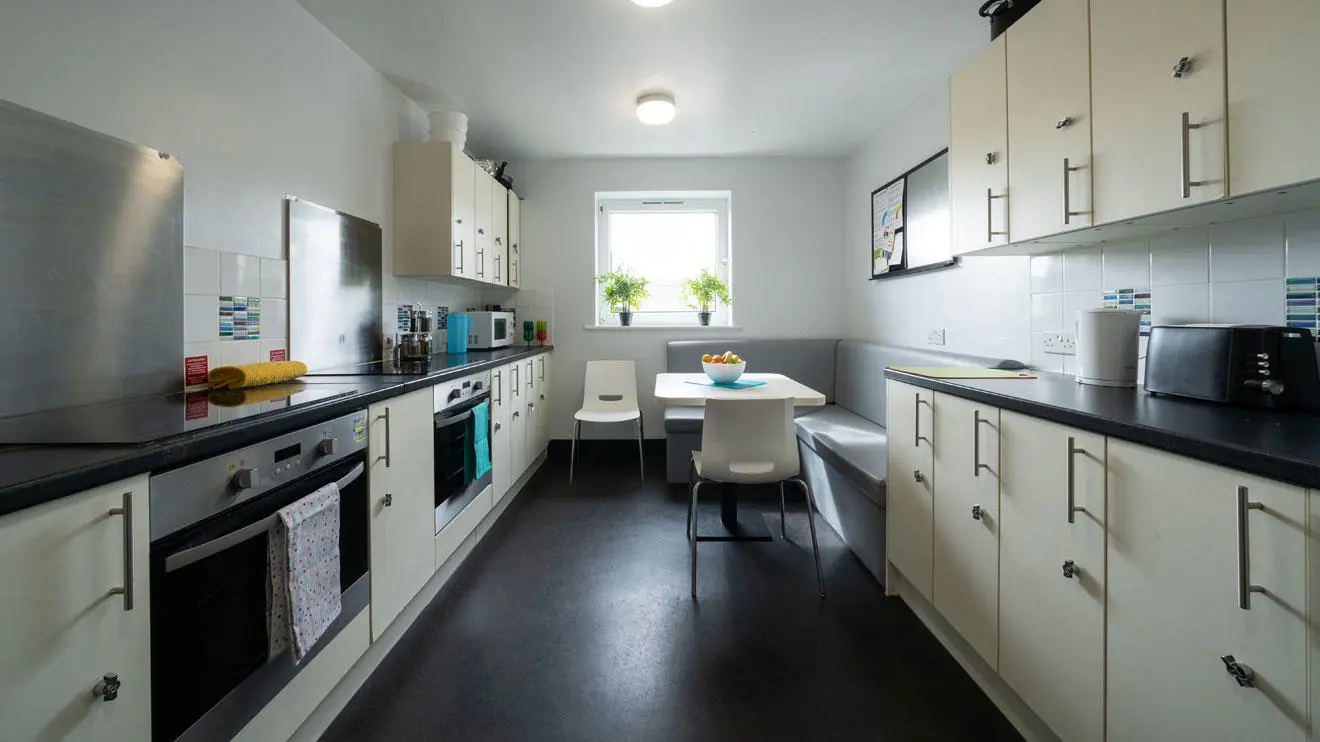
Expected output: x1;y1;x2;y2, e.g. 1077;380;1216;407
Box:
107;493;134;611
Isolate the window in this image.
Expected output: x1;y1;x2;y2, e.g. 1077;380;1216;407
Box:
595;192;732;326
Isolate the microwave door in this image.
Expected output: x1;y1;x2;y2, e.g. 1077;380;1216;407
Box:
493;318;507;342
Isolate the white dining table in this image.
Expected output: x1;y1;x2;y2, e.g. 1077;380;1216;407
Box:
653;372;827;542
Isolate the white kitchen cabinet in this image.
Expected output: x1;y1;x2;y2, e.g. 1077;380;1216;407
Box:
0;475;151;742
950;35;1010;255
367;388;437;641
998;412;1106;742
474;168;494;282
533;353;552;456
1107;440;1306;742
493;178;509;286
885;381;935;600
491;363;514;505
523;356;541;464
1090;0;1226;223
1227;0;1320;196
509;359;529;482
507;190;522;289
393;141;478;282
1006;0;1093;241
930;393;1000;668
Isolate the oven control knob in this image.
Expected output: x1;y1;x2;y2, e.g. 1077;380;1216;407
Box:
231;467;258;491
318;437;338;456
448;388;463;402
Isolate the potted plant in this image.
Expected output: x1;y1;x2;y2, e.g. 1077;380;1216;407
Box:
680;268;731;327
595;268;651;326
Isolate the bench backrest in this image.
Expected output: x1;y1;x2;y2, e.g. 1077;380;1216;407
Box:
835;341;1023;426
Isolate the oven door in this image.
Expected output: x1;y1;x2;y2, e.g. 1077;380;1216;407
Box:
434;392;493;533
149;454;370;742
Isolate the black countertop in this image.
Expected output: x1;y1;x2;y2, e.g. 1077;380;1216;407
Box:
885;368;1320;490
0;346;553;517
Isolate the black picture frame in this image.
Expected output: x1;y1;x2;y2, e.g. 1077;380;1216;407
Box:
869;148;959;281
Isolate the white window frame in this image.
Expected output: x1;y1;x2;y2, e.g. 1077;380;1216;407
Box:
594;191;733;327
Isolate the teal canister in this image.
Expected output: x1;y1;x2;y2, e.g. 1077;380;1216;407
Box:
447;314;469;354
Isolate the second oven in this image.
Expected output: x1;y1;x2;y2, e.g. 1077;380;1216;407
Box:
433;370;493;534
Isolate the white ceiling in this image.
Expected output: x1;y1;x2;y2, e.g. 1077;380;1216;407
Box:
297;0;986;160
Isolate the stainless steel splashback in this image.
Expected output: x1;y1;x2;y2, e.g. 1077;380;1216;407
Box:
0;99;184;418
287;198;383;370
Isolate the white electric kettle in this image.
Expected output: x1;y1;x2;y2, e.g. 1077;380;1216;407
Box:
1075;308;1144;387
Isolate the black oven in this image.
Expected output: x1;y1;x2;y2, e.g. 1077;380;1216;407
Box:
149;410;371;742
434;371;493;534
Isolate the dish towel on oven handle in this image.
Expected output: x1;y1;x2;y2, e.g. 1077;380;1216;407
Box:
472;401;492;479
268;482;342;663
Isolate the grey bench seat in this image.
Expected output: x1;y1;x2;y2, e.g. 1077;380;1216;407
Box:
795;406;888;508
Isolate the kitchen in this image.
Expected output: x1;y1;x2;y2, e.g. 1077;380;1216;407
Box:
3;0;1320;741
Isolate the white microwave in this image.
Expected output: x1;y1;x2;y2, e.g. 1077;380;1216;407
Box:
466;311;515;349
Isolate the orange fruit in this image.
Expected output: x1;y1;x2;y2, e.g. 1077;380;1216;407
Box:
701;354;713;363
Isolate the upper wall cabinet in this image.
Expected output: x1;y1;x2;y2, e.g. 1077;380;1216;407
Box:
1227;0;1320;197
1090;0;1226;223
1007;0;1093;242
950;36;1010;255
507;190;522;289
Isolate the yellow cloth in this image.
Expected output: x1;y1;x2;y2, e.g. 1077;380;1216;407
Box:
210;384;303;407
207;361;309;390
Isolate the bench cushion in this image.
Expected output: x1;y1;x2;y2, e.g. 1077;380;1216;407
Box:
795;406;888;507
663;406;705;434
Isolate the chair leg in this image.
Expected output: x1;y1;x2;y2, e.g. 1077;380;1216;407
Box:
690;481;703;598
687;459;696;540
778;482;788;540
636;417;645;482
569;421;581;484
792;477;825;598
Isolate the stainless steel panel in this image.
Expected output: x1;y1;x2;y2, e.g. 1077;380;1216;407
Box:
287;197;383;371
0;99;184;417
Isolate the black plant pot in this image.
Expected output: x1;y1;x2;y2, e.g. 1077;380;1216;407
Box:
618;311;633;327
697;311;713;327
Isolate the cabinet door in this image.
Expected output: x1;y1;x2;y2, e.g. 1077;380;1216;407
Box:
1107;440;1306;742
999;413;1105;742
0;475;152;742
1007;0;1093;241
525;358;541;462
493;182;509;286
885;381;935;599
451;151;477;278
368;388;437;640
535;353;552;454
950;36;1010;255
931;394;1000;668
1227;0;1320;196
473;169;493;282
491;364;513;504
1091;0;1226;223
510;361;529;480
507;191;521;289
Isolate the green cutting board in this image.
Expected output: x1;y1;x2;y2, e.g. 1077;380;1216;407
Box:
889;366;1037;380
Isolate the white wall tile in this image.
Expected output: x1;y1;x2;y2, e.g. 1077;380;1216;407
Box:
1062;355;1077;376
1150;228;1209;286
263;298;288;340
1030;292;1064;331
1029;332;1065;372
184;294;218;343
1210;216;1285;282
184;247;221;295
1063;247;1102;291
1285;209;1320;277
1150;284;1210;325
1210;279;1284;325
220;253;262;296
220;339;264;367
1102;240;1151;289
1030;254;1064;293
260;258;287;299
1063;290;1102;328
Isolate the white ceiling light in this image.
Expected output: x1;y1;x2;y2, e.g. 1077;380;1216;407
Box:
631;0;673;7
636;92;677;126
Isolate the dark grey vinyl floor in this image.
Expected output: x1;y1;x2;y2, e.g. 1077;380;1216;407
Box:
322;443;1021;741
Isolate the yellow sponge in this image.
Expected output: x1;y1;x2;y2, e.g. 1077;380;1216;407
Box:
207;360;308;390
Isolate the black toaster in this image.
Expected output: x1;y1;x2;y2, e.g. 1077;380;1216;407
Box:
1144;325;1320;410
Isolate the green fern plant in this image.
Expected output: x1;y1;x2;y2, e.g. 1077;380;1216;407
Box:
595;267;651;313
680;268;731;312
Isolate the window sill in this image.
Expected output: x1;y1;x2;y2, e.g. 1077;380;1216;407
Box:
583;325;743;331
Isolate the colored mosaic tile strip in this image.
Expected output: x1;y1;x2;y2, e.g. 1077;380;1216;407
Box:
1103;288;1154;337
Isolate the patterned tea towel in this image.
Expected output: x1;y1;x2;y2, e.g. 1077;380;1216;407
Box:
268;482;342;663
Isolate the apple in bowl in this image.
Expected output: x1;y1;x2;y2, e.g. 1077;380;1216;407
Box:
701;351;746;384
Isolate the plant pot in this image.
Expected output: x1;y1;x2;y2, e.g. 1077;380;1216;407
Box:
697;311;713;327
618;311;633;327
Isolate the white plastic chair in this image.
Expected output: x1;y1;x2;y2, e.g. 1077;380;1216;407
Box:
688;396;825;598
571;360;644;484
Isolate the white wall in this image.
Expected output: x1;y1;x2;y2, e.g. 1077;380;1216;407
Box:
0;0;480;370
512;157;846;439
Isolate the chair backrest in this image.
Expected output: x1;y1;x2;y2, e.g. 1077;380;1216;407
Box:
581;360;640;413
699;397;799;483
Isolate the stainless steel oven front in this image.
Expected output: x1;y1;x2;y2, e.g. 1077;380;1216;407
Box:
434;371;493;534
148;410;370;742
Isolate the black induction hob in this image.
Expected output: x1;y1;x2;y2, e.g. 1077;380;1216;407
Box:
0;385;362;446
304;354;486;377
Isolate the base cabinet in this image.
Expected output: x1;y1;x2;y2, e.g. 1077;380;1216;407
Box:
1107;439;1306;741
0;475;152;742
998;412;1106;742
491;363;514;505
885;381;935;599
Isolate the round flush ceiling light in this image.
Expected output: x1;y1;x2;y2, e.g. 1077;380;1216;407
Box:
636;92;677;125
631;0;673;6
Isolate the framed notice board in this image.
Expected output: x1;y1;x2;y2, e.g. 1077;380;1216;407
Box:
870;148;958;280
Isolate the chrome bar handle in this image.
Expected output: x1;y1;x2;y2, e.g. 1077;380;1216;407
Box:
377;408;392;468
455;240;465;273
1063;158;1087;225
973;411;993;477
494;371;502;405
512;364;520;397
913;395;932;447
1066;437;1090;523
539;356;545;381
987;188;1009;243
1237;486;1267;609
527;361;534;390
107;492;134;611
1181;112;1209;199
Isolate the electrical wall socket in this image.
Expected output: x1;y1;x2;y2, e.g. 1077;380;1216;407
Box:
1042;332;1077;355
927;328;947;346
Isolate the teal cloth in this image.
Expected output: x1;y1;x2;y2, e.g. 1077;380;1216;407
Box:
472;401;492;479
685;379;768;390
